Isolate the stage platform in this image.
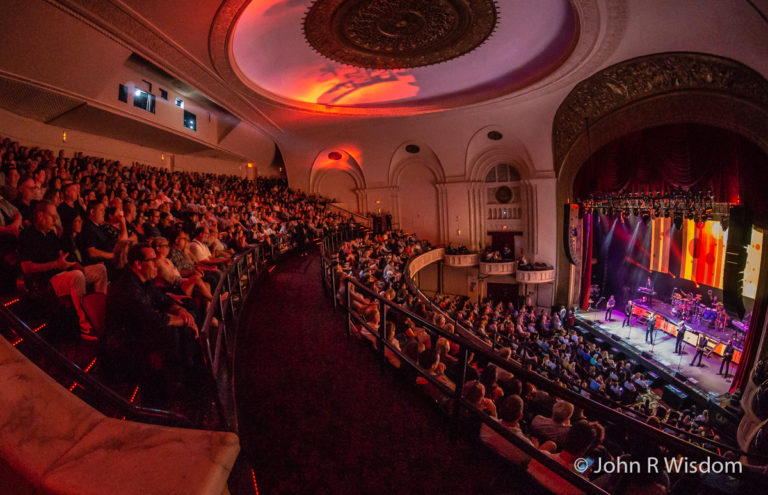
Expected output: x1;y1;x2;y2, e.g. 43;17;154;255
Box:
578;308;735;397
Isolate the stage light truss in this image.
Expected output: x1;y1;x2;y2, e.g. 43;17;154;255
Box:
576;190;731;224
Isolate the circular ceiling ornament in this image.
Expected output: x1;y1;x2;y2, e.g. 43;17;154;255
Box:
303;0;499;69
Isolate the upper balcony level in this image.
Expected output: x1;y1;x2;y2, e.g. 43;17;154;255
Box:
479;261;517;276
444;253;479;268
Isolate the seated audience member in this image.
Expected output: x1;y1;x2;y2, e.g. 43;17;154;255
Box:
480;394;557;465
151;236;212;300
527;420;596;495
101;243;199;402
188;226;229;267
81;200;115;265
142;209;162;239
57;182;85;231
464;382;498;418
14;176;39;226
19;201;107;340
531;400;574;447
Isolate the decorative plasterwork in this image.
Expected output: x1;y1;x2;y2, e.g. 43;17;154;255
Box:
552;52;768;176
303;0;498;69
209;0;622;115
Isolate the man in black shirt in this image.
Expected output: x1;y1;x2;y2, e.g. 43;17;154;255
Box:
102;243;198;401
719;339;735;377
19;200;107;340
645;313;657;344
691;333;707;367
57;182;86;234
81;201;115;266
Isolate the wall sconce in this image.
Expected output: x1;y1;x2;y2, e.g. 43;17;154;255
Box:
247;162;253;168
61;132;67;143
161;153;165;161
375;200;381;204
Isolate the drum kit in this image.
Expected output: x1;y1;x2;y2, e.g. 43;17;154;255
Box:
671;289;726;328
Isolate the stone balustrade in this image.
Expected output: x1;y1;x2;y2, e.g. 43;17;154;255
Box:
443;253;479;268
0;337;240;495
516;268;556;284
479;261;517;276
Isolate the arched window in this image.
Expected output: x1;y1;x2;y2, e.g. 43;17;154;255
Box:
485;163;520;182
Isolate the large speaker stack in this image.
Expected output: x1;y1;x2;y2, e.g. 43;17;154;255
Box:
723;206;750;319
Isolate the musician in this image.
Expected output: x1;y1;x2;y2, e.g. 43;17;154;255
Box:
605;295;616;321
644;277;654;303
719;339;735;377
715;308;728;331
691;332;707;367
675;319;687;354
645;313;657;344
622;301;633;327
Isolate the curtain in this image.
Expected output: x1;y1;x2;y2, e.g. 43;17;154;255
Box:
573;124;768;228
580;212;594;310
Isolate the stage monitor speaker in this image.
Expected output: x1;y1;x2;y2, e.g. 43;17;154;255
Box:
641;351;653;360
674;371;688;382
662;384;688;410
723;205;750;319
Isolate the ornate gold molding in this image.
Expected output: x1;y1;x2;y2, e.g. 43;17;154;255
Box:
553;52;768;175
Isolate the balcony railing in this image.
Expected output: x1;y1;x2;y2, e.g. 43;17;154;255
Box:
478;260;517;276
443;253;479;267
515;268;556;283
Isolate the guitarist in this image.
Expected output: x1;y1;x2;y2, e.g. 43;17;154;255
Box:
690;332;707;367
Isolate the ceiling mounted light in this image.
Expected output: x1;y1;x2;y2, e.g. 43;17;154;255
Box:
328;151;343;160
487;131;503;140
405;144;420;154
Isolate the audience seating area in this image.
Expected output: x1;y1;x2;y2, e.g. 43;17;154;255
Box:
323;232;766;494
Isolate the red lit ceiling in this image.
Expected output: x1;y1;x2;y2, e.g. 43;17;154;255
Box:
230;0;577;110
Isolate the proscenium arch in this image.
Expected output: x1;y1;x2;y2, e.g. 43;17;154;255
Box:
552;52;768;306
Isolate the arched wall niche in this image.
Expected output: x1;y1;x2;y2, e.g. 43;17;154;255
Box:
552;52;768;307
464;129;545;255
387;142;446;243
309;148;366;212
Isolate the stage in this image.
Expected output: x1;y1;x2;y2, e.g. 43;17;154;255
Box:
578;308;735;397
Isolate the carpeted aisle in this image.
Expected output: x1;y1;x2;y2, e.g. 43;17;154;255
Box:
235;252;541;494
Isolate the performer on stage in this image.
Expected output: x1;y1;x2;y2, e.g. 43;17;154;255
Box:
605;295;616;321
645;313;657;344
622;300;633;327
691;332;707;367
715;308;728;331
675;319;687;354
719;339;735;377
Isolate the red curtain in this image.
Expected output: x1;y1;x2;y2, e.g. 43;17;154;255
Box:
573;124;768;228
580;212;594;310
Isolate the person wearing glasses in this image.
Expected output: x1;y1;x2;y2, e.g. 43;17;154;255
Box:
103;243;200;403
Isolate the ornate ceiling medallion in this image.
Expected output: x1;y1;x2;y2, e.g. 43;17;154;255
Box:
303;0;498;69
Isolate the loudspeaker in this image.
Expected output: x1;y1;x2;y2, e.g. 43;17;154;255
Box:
674;371;688;382
662;384;688;410
723;206;750;319
563;203;582;265
641;351;653;359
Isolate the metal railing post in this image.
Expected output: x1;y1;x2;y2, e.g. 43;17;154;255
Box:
345;278;352;338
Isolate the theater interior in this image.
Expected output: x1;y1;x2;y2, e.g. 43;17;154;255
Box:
1;1;768;494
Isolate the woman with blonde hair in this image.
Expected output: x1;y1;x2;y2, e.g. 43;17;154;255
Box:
151;236;212;300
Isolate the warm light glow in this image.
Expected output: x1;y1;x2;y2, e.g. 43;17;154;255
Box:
160;153;165;161
230;0;577;109
61;132;67;143
247;162;254;168
744;227;763;299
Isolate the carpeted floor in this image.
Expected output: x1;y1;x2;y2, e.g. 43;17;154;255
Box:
234;252;544;494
